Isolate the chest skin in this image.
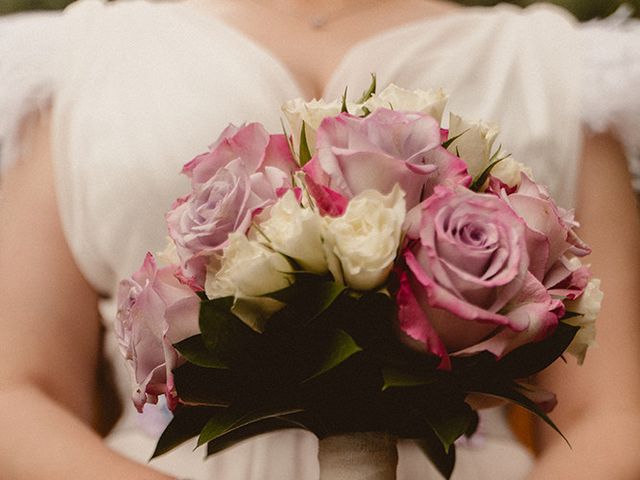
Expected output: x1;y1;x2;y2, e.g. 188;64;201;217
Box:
184;0;460;100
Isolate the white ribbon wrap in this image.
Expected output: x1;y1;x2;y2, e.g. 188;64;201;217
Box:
318;432;398;480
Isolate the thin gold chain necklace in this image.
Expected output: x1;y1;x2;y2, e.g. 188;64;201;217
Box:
243;0;402;30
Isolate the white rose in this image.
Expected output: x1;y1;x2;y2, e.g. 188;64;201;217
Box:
205;233;293;331
325;184;406;291
565;278;603;364
255;190;327;273
447;113;500;178
490;157;534;187
281;98;343;157
363;84;448;122
156;236;180;266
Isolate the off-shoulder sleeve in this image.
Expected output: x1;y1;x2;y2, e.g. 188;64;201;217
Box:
0;0;109;173
579;7;640;191
0;0;117;293
580;7;640;141
0;10;64;171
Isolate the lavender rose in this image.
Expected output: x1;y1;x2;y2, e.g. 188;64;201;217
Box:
116;253;200;412
399;186;563;362
503;174;590;279
303;109;470;211
490;173;592;316
166;123;297;286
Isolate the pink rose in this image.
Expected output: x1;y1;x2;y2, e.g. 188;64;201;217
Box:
166;123;297;285
494;174;591;302
544;257;590;300
116;253;200;412
303;109;470;211
399;186;562;363
497;174;590;280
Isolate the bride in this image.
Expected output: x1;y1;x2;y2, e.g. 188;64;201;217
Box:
0;0;639;478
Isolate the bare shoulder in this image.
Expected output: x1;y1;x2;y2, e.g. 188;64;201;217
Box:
0;109;71;266
577;130;638;218
0;108;101;423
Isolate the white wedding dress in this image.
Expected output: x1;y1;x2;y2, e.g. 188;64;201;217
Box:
1;1;639;478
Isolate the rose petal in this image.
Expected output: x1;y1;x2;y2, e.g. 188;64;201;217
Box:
405;250;513;328
460;273;562;357
396;272;451;370
303;173;348;217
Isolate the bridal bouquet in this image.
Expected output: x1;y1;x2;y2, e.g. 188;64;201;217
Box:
116;80;602;479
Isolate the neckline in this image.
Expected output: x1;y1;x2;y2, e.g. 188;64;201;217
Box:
167;0;498;100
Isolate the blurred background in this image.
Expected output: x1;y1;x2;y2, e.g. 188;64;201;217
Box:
0;0;638;19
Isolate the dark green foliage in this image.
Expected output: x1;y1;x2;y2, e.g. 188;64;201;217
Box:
155;270;580;479
152;405;220;459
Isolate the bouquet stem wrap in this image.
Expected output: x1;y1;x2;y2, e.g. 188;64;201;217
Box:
318;432;398;480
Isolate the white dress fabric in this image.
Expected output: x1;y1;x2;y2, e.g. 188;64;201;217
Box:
1;1;639;478
577;5;640;192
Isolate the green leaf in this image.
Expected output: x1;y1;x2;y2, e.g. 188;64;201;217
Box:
172;362;235;406
470;159;503;191
381;367;438;391
174;334;229;369
305;329;362;381
470;146;511;191
151;406;220;459
199;297;261;368
441;128;469;150
196;291;208;302
415;435;456;480
261;272;323;303
464;410;480;438
474;383;570;447
420;399;474;454
341;86;349;113
298;121;312;166
356;73;377;104
206;413;309;456
197;408;243;447
335;292;442;372
263;278;346;326
197;406;305;447
497;322;580;378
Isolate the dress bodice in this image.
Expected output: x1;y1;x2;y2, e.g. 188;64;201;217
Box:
1;1;638;478
49;0;585;295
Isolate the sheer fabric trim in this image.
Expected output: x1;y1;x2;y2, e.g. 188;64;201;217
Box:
0;11;62;172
